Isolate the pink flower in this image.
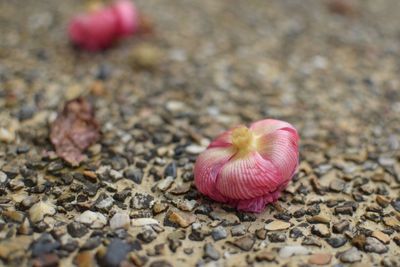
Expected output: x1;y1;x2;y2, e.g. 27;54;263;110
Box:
68;0;139;51
194;119;299;213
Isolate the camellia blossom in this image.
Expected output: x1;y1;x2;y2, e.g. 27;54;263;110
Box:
68;0;139;51
194;119;299;213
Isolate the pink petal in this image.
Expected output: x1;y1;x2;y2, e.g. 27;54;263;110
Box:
250;119;297;137
216;151;283;200
68;0;138;51
257;128;299;180
208;125;249;149
68;9;118;51
194;147;235;202
234;182;286;212
112;0;139;36
208;129;233;148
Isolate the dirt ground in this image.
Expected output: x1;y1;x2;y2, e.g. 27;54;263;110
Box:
0;0;399;266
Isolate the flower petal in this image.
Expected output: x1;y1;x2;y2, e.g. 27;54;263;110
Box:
112;0;139;36
250;119;297;137
194;147;236;202
207;130;233;149
216;152;282;200
257;128;299;180
237;179;290;212
68;9;118;51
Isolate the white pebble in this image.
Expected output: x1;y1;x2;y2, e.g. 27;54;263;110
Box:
185;145;206;155
76;210;107;229
110;212;130;230
0;128;15;143
131;218;159;227
29;201;56;223
157;177;174;191
279;246;309;258
0;171;7;183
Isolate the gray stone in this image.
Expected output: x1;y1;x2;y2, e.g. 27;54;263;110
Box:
230;235;255;251
67;222;89;238
325;236;347;248
137;226;158;243
338;247;362;263
99;239;132;267
124;167;143;184
131;193;155;210
231;224;246;236
365;237;389;254
203;243;220;260
211;226;227;241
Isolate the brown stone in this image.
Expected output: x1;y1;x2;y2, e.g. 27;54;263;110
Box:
229;235;256;251
32;254;59;267
167;211;196;228
332;221;349;233
371;231;390;244
376;195;391;208
352;234;366;250
153;202;169;214
129;252;148;267
83;170;97;182
383;216;400;230
0;236;32;260
255;228;267;240
255;250;276;262
308;253;332;265
2;210;25;223
265;220;291;231
74;252;96;267
307;215;330;224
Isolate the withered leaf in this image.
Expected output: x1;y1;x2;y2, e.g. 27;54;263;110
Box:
50;97;100;166
327;0;357;16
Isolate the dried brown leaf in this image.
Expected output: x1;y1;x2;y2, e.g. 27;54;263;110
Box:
327;0;358;16
50;97;100;166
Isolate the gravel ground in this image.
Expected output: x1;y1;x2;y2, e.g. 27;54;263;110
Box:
0;0;400;266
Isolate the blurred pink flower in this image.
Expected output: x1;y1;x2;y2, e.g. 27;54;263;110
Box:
68;0;139;51
194;119;299;213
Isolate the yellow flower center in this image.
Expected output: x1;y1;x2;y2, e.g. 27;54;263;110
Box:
231;126;256;157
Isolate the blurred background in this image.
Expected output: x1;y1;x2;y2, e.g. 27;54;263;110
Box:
1;0;399;145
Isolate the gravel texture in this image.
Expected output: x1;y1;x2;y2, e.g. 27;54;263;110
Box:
0;0;400;266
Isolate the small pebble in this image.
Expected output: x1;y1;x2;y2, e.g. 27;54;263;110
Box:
166;211;196;228
203;243;220;260
124;167;143;184
265;220;291;231
110;212;130;230
211;226;227;241
311;224;331;238
229;235;255;251
279;246;309;258
99;239;132;267
364;237;389;254
231;224;246;236
29;201;56;223
308;253;332;265
325;236;347;248
67;222;89;238
76;210;107;229
338;247;362;263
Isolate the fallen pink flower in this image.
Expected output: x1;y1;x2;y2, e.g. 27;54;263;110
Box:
68;0;139;51
194;119;299;213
